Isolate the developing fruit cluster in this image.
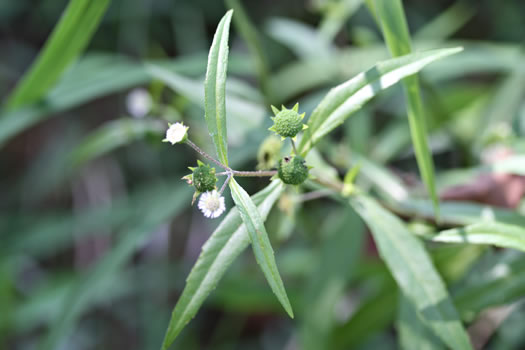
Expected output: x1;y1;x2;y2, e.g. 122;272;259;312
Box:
266;103;310;185
184;160;218;193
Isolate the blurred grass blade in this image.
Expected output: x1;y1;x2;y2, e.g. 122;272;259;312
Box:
5;0;110;109
42;185;191;350
0;54;207;148
229;179;293;318
370;0;440;217
225;0;270;101
454;252;525;318
298;48;462;154
69;118;164;168
161;180;284;349
393;199;525;227
398;294;445;350
319;0;364;41
146;65;265;141
301;207;364;350
204;10;233;165
414;1;475;41
431;223;525;252
265;17;333;59
350;195;472;350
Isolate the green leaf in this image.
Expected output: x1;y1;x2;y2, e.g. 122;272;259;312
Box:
229;179;293;318
350;195;472;350
371;0;440;217
161;180;284;349
298;47;462;154
398;294;445;350
204;10;233;165
431;222;525;253
5;0;110;109
41;185;191;350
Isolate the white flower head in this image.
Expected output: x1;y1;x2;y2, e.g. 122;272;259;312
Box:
198;190;226;218
126;88;152;118
163;122;189;145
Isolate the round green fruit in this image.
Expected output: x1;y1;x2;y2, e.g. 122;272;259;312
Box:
278;155;309;185
192;163;217;192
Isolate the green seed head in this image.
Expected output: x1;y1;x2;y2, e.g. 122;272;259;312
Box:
188;160;217;192
278;155;309;185
268;103;307;139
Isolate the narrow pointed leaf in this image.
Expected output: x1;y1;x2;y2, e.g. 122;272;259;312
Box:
229;179;293;318
350;195;472;350
371;0;440;216
5;0;110;109
204;10;233;165
431;222;525;252
298;47;462;153
161;181;284;349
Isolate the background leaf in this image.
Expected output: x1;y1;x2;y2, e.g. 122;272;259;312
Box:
298;48;462;154
431;223;525;252
350;195;472;350
369;0;440;216
5;0;110;109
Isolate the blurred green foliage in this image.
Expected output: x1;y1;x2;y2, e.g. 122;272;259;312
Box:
2;0;525;350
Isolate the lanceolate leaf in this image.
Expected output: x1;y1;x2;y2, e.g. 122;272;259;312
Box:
371;0;440;216
350;195;472;350
161;181;284;350
5;0;110;109
431;222;525;252
298;48;462;154
204;10;233;165
229;179;293;318
398;294;445;350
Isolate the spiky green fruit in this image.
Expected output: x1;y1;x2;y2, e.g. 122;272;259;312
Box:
268;103;307;139
187;160;217;193
278;155;309;185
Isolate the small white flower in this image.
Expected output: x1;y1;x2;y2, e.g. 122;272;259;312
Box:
126;88;152;118
198;190;226;218
163;122;188;145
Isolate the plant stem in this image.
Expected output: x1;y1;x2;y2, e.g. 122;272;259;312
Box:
219;172;232;194
232;170;277;177
291;139;298;155
185;139;229;170
185;139;277;179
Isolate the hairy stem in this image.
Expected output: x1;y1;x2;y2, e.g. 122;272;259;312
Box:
185;139;277;178
232;170;277;177
185;139;229;170
219;172;232;194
